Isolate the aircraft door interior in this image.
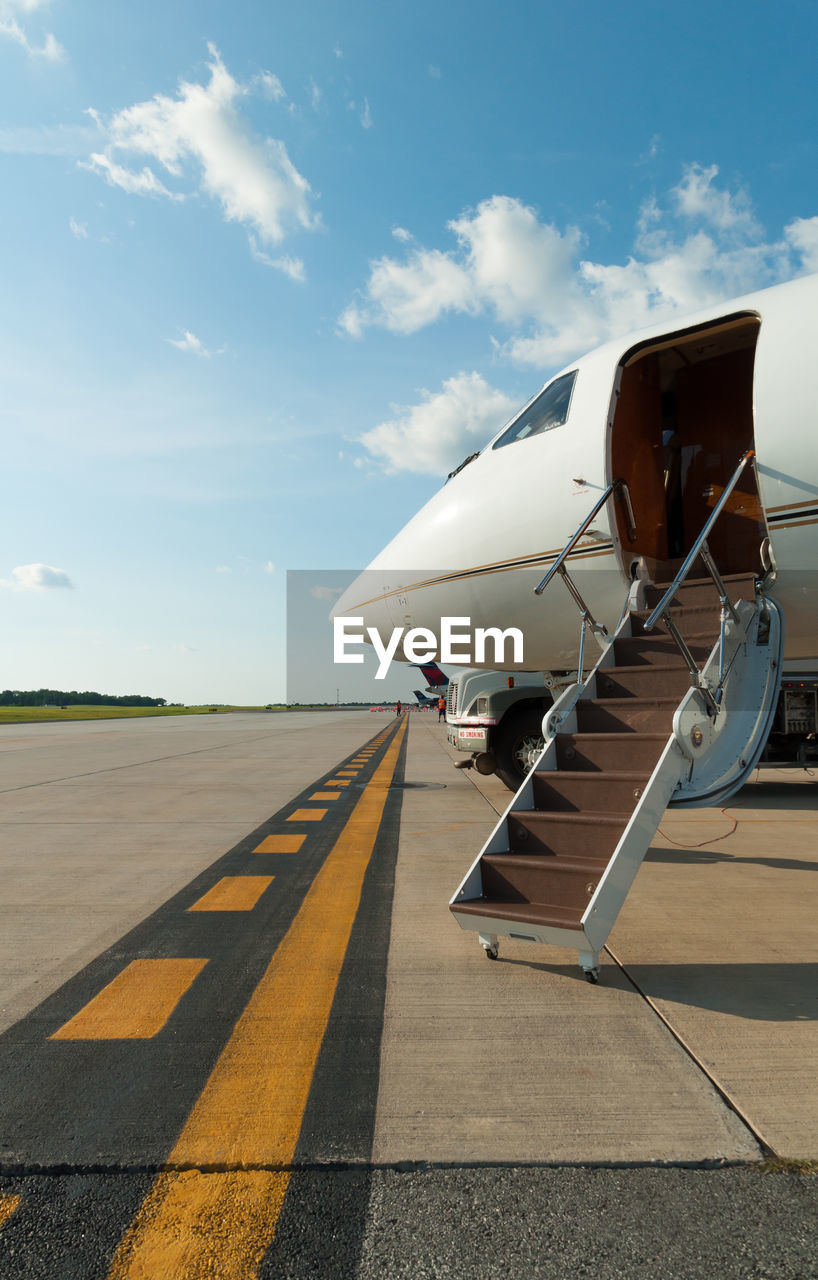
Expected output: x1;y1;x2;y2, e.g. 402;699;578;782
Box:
610;315;765;578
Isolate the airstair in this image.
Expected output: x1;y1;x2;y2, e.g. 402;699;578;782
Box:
449;452;784;981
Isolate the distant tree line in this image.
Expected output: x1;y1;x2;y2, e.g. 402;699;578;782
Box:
0;690;167;707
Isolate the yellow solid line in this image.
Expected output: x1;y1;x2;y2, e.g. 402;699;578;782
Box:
286;808;327;822
0;1195;20;1231
51;959;208;1041
253;834;305;854
107;719;407;1280
188;877;274;912
309;791;340;802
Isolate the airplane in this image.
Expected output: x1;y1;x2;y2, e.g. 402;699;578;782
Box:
410;661;449;693
412;689;439;708
333;271;818;981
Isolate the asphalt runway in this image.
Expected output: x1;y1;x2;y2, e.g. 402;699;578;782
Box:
0;712;816;1278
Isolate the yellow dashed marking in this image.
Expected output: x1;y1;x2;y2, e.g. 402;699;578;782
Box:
51;959;207;1041
189;877;274;912
327;780;350;787
253;834;306;854
309;791;340;801
287;808;327;822
0;1195;20;1231
107;718;408;1280
336;770;359;776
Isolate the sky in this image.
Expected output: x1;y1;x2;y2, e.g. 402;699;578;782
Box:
3;0;818;704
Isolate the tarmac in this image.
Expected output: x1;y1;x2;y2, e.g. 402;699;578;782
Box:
386;717;818;1164
0;710;816;1278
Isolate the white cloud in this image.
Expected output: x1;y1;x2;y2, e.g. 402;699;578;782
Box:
258;70;286;101
359;372;517;475
83;151;181;200
671;163;761;238
167;330;224;358
451;196;583;325
338;246;474;337
82;45;318;258
69;216;88;239
1;563;74;590
0;0;63;60
341;165;818;367
428;64;442;79
784;217;818;274
360;98;373;130
264;560;275;574
638;133;662;165
249;236;306;281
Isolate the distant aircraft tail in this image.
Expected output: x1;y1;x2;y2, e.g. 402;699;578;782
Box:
412;690;430;705
412;662;449;689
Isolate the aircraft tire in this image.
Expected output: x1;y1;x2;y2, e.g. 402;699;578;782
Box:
494;706;547;792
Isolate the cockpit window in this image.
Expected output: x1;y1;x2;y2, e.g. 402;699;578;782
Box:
492;370;578;449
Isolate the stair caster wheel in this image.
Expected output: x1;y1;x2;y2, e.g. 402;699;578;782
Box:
579;950;600;984
479;934;499;961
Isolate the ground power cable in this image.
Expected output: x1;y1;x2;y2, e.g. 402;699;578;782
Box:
438;730;779;1158
603;941;779;1160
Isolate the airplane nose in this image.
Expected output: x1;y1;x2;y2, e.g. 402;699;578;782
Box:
330;568;412;642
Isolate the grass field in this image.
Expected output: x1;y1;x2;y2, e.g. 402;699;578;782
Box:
0;705;282;725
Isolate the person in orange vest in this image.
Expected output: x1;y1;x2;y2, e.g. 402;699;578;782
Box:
437;695;446;722
395;700;402;717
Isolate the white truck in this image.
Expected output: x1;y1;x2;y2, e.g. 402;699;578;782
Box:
445;669;555;791
446;666;818;791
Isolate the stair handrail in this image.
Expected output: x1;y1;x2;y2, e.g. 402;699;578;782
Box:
643;448;759;717
534;479;630;598
534;478;635;683
643;449;756;631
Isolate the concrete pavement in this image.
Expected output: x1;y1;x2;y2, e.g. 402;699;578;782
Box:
0;712;393;1035
0;710;816;1278
378;717;817;1162
374;719;758;1164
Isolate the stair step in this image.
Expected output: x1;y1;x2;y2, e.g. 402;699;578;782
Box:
594;664;691;700
556;732;668;772
532;769;649;813
645;573;756;612
576;698;679;734
507;810;627;860
613;633;714;667
631;604;721;640
481;854;604;910
451;898;583;932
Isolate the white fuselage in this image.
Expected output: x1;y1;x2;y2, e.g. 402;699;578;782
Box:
334;273;818;675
